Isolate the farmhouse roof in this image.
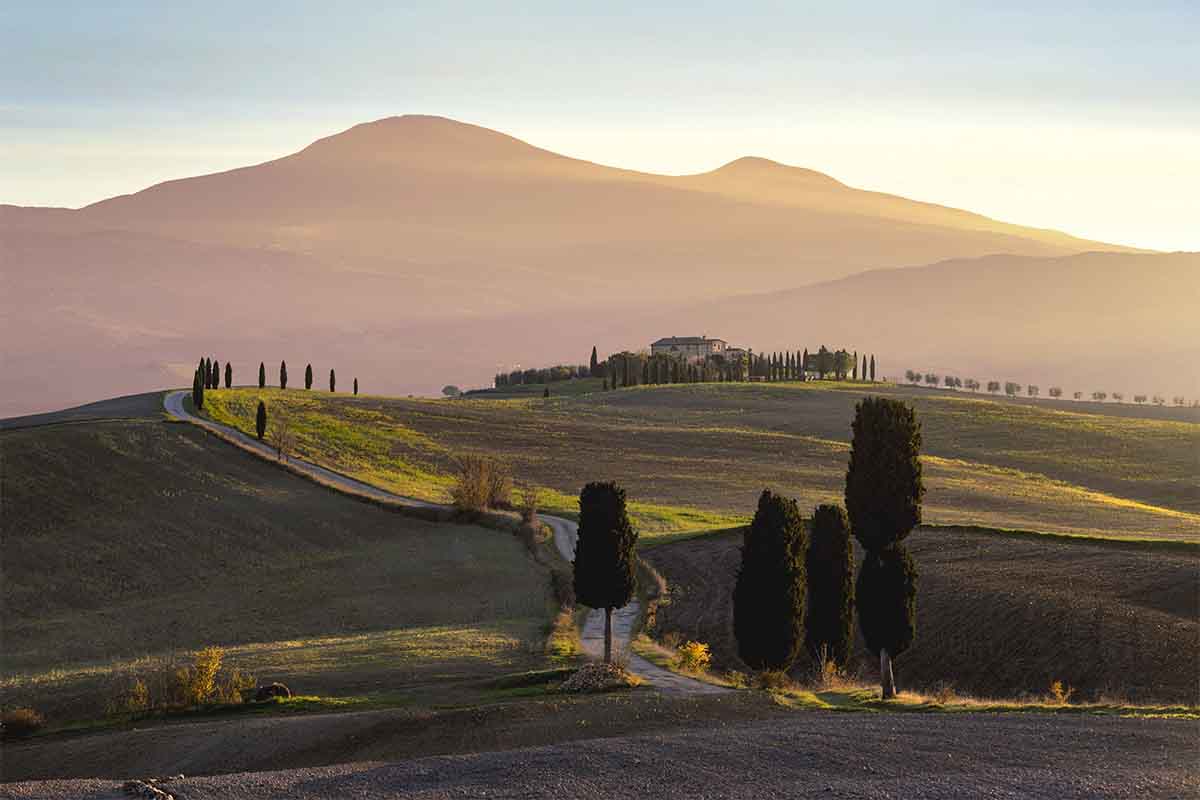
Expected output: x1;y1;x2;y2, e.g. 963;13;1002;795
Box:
651;336;726;346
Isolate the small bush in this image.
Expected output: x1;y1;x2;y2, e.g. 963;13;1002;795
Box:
810;644;848;690
518;485;540;525
451;455;513;512
1048;679;1075;705
675;641;712;673
757;669;794;691
106;647;255;715
724;670;750;689
2;707;45;739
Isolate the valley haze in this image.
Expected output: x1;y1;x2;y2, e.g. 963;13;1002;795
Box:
3;115;1195;417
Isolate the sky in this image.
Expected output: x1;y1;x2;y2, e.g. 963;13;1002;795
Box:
3;1;1197;250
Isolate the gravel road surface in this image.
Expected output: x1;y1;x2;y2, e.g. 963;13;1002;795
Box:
4;711;1194;798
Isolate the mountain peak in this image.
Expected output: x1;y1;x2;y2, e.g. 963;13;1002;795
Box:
707;156;843;187
297;115;555;166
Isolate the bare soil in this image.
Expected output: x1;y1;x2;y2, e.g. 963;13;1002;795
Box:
646;526;1199;703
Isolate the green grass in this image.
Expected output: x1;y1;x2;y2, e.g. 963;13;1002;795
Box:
201;384;1199;543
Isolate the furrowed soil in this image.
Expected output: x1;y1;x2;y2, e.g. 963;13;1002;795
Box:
645;526;1199;703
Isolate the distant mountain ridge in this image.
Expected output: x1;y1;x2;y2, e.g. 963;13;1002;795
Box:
0;115;1183;416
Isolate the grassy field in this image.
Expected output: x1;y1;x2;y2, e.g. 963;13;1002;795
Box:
1;417;559;724
203;382;1199;543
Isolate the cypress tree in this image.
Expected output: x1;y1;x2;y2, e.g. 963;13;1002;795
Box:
354;378;358;396
212;360;220;389
258;362;266;389
572;481;639;663
202;357;211;388
224;361;232;389
845;397;924;697
196;368;205;409
329;368;336;392
801;348;809;381
862;355;868;382
192;370;202;409
198;357;206;384
305;364;313;390
805;504;855;667
853;351;858;381
590;346;599;378
870;355;876;382
255;400;267;441
732;489;807;671
280;360;288;390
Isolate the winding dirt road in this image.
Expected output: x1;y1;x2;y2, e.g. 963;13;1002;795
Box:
163;391;720;694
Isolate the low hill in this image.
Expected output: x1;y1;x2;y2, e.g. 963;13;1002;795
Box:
0;406;555;725
0;114;1154;415
200;383;1200;543
667;250;1200;399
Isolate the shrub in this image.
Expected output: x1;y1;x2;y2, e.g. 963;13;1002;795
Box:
757;669;794;691
1;707;45;739
450;455;513;511
517;485;540;525
675;640;712;673
177;646;224;706
1048;679;1075;705
269;411;295;461
106;648;255;715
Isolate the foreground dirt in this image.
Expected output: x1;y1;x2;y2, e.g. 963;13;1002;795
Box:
4;712;1195;798
646;527;1199;703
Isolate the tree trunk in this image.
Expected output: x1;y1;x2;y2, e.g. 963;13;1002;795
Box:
880;648;896;699
604;607;613;663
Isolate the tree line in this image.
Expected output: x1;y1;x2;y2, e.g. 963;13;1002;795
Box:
573;395;922;698
498;345;879;390
903;370;1193;406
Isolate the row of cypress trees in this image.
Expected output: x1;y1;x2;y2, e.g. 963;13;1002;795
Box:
251;360;357;395
732;396;923;697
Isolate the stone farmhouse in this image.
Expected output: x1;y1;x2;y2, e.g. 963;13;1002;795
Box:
650;336;739;363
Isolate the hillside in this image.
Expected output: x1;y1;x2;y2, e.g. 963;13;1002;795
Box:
0;404;555;724
0;114;1157;416
200;383;1200;543
668;251;1200;398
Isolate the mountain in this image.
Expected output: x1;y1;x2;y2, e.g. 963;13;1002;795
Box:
0;115;1173;415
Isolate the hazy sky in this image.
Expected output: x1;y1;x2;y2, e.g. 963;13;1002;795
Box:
3;1;1197;250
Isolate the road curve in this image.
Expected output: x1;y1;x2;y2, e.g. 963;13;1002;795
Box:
164;391;722;694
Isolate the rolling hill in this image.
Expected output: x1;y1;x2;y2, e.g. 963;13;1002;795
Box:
2;114;1185;416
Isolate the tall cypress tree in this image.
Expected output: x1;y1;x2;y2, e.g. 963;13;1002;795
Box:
870;355;876;382
329;368;336;392
853;351;858;381
258;362;266;389
280;360;288;390
572;482;639;663
590;346;599;378
805;504;855;667
192;369;202;409
255;400;267;441
224;361;232;389
305;364;313;390
733;489;807;671
801;348;809;381
845;397;924;698
212;360;220;389
353;378;358;396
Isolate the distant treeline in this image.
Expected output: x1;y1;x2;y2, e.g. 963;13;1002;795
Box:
903;370;1195;407
494;345;878;389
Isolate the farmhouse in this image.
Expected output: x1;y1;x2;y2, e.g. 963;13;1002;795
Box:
650;336;728;363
